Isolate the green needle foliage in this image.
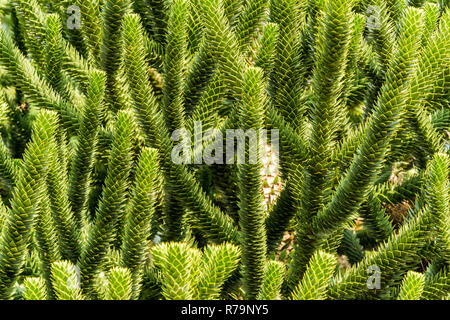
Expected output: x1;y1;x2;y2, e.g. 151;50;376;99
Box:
44;14;64;97
0;28;80;134
0;139;18;199
151;241;198;300
120;147;159;299
236;0;269;52
100;0;131;113
162;0;188;241
421;266;449;300
121;12;238;244
152;241;240;300
35;191;61;298
290;250;336;300
397;271;425;300
47;130;80;265
257;260;285;300
254;22;279;78
0;0;448;301
76;0;102;65
238;67;267;299
194;242;241;299
50;260;85;300
327;205;433;299
22;277;48;300
269;0;305;133
286;0;354;288
68;70;105;228
79;110;135;296
0;110;58;299
423;153;450;263
104;267;133;300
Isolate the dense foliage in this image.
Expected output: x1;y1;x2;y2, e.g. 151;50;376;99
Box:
0;0;448;300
